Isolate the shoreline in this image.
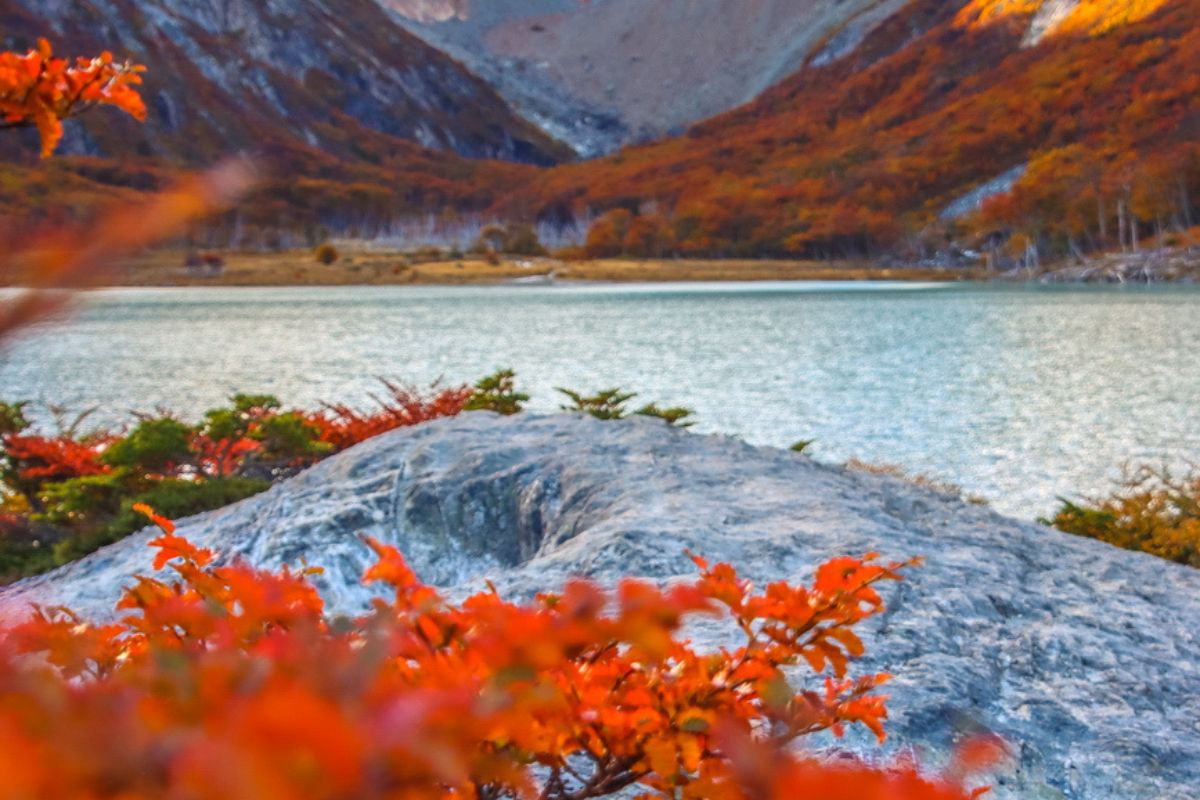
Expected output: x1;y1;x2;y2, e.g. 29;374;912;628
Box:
4;249;1196;288
2;250;985;288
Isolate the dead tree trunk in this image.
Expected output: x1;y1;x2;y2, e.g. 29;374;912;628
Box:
1117;196;1128;252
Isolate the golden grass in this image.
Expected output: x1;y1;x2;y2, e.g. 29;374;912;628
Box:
3;249;983;287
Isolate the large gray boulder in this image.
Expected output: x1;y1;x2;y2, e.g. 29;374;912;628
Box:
3;414;1198;799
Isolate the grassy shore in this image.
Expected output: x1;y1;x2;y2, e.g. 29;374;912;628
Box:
28;250;983;287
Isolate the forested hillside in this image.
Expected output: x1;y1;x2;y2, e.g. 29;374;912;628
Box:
505;0;1198;260
0;0;557;242
2;0;1195;261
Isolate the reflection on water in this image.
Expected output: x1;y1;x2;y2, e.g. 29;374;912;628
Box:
1;281;1197;518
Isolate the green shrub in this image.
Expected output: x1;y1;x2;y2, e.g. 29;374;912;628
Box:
50;476;270;567
0;401;30;436
200;393;282;445
254;412;330;463
466;369;529;416
111;476;271;540
558;388;696;427
635;403;695;428
557;388;636;420
101;417;193;473
38;469;140;532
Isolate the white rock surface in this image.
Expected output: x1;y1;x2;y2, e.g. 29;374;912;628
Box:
3;414;1199;799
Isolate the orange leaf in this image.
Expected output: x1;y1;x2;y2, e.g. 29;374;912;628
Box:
132;503;175;534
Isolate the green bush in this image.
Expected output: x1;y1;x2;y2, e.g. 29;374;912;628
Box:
0;514;64;584
557;388;636;420
38;469;140;532
254;412;331;463
0;401;30;436
101;417;193;473
200;393;282;444
50;476;270;567
466;369;529;416
635;403;695;428
557;388;695;427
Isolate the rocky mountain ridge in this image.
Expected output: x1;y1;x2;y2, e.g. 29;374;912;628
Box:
4;414;1198;799
0;0;569;165
384;0;913;156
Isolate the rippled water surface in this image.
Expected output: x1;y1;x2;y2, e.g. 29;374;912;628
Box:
1;281;1197;518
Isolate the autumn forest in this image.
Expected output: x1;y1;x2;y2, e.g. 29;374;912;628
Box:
2;1;1200;799
1;0;1197;267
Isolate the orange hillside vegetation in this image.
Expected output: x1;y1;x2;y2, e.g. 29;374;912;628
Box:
955;0;1172;36
503;0;1197;259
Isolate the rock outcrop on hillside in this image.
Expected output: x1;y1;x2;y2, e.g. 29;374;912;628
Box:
3;414;1198;799
386;0;910;156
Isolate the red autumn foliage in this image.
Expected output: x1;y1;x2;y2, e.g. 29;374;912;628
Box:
0;433;109;485
0;511;1006;799
0;38;145;157
307;380;475;451
191;434;264;478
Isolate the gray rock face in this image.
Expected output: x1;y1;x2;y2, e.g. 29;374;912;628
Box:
385;0;912;157
4;414;1199;799
4;0;568;164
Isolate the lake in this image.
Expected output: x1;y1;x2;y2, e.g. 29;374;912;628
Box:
1;281;1197;519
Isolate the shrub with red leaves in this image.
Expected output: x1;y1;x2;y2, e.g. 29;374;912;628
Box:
307;379;474;451
0;509;1006;799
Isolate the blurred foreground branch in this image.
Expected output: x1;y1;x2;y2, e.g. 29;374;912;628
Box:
0;159;255;343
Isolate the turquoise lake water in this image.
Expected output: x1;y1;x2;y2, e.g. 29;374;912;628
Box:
1;281;1196;518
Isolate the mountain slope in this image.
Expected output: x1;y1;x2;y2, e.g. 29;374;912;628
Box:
384;0;912;157
0;0;570;166
506;0;1198;259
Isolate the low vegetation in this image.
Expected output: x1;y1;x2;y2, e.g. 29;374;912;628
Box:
1048;464;1200;567
464;369;529;415
0;35;1020;800
558;387;695;427
0;514;1005;799
314;242;339;265
0;384;470;581
472;222;547;257
0;373;699;582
